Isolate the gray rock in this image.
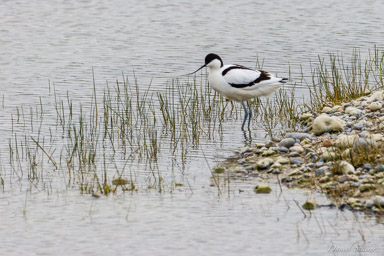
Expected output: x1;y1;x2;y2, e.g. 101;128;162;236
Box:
338;175;349;183
315;166;329;175
359;131;371;138
279;138;295;148
290;158;305;165
288;152;300;157
276;147;289;153
351;182;361;188
315;161;324;168
365;200;375;208
306;163;315;168
374;165;384;173
239;146;251;154
353;121;366;130
363;163;372;170
285;132;312;141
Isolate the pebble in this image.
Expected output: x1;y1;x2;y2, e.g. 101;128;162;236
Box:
276;147;289;153
338;175;349;183
345;106;363;116
289;145;305;154
286;132;312;141
279;138;295;148
353;121;367;130
254;184;272;194
302;200;317;210
374;165;384;173
275;156;289;165
288;152;300;157
92;192;103;198
367;90;384;102
239;146;252;155
256;158;274;169
112;178;130;186
372;195;384;207
288;169;301;176
363;163;372;170
290;158;305;165
359;184;374;192
322;138;333;147
339;161;355;174
265;141;276;148
359;131;370;138
321;106;333;113
261;149;276;156
368;102;382;111
322;151;339;161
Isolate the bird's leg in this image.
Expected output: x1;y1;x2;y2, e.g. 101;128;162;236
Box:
247;101;252;130
241;101;248;130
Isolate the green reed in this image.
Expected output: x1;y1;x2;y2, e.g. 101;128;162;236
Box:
307;47;384;111
6;47;384;195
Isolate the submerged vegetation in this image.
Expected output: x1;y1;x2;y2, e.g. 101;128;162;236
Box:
3;47;384;197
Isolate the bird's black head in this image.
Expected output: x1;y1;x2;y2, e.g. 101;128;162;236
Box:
205;53;223;67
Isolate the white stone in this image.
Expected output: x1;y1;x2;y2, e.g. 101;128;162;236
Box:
339;161;355;174
299;112;313;121
312;114;344;135
371;133;384;142
321;106;333;113
334;134;358;148
331;105;341;112
275;156;289;165
372;195;384;207
345;106;363;115
367;90;384;102
256;158;274;169
368;102;382;111
289;145;305;154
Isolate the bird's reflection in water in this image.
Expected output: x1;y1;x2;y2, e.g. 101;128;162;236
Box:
242;129;253;145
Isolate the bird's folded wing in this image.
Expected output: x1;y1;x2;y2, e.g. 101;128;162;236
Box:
223;67;270;88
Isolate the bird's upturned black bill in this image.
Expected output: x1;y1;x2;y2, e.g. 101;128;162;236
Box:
186;64;206;75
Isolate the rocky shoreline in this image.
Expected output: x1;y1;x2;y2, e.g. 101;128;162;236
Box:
215;90;384;214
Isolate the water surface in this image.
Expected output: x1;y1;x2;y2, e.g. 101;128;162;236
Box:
0;0;384;255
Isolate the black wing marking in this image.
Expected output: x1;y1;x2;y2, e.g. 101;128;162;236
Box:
227;69;271;88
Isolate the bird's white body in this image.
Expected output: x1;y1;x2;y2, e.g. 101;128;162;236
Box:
190;53;287;130
206;59;285;102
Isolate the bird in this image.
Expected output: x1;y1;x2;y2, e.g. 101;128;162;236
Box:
189;53;288;130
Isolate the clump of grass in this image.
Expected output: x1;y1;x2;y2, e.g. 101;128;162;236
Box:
306;47;384;112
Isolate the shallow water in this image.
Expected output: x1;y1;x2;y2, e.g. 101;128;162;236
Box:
1;0;384;255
